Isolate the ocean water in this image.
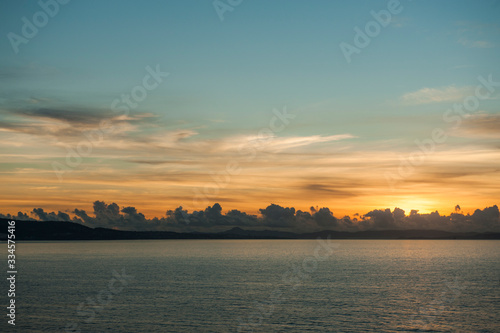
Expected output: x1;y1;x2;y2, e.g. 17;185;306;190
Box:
2;239;499;332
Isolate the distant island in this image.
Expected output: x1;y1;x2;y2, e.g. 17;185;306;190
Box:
1;219;499;241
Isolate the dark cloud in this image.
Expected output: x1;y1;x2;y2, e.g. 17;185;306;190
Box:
300;182;360;198
121;206;149;229
17;108;113;126
93;201;122;225
364;209;396;229
260;204;296;228
73;208;93;224
471;205;499;230
0;106;160;140
0;121;49;136
0;107;114;140
313;207;338;228
225;209;259;226
32;208;70;222
359;205;500;233
0;211;35;221
461;112;500;138
3;202;499;233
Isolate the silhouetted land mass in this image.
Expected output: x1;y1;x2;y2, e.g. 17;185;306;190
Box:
1;219;499;240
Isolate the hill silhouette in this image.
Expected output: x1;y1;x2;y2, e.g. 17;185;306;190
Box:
1;219;499;240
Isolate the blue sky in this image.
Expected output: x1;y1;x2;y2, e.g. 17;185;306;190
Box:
0;0;499;217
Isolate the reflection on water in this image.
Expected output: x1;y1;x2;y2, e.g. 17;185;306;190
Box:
4;240;499;332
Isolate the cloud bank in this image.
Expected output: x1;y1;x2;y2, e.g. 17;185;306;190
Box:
1;201;499;233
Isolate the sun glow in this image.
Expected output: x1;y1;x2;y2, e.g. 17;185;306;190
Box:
390;198;438;215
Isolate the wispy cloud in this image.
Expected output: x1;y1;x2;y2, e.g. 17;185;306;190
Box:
220;134;356;152
457;112;500;138
18;108;113;126
0;107;160;141
401;85;472;105
390;17;411;28
455;21;498;49
0;105;356;164
458;38;494;48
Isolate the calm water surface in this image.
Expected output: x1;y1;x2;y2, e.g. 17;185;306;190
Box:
2;240;499;332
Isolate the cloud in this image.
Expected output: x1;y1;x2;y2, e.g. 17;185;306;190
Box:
458;38;494;48
4;106;159;129
17;108;113;126
312;207;338;228
0;106;166;152
3;201;499;233
362;206;500;232
390;16;411;28
0;211;35;221
364;208;396;229
31;208;70;222
265;134;355;151
459;112;500;138
259;204;297;228
219;134;355;152
301;183;358;198
455;21;498;49
401;86;472;105
0;104;353;162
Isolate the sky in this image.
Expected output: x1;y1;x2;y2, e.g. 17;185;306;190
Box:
0;0;499;222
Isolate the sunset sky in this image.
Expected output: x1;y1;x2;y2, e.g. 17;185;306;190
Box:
1;0;499;219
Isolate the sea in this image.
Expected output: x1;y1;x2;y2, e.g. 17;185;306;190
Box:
2;239;499;332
